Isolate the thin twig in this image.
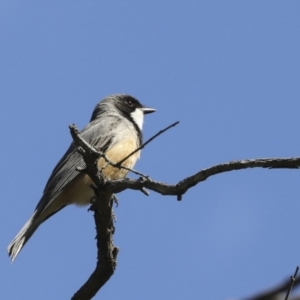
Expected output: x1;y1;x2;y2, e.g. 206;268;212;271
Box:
285;266;299;300
117;166;149;178
116;121;180;166
243;267;300;300
100;160;149;178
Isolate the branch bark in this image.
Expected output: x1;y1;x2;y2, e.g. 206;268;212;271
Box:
69;124;300;299
70;125;118;300
108;157;300;200
71;194;118;300
243;274;300;300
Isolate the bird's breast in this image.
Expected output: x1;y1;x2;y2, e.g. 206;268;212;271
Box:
70;135;140;206
98;136;140;180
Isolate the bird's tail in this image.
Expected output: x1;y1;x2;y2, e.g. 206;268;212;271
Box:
7;211;41;262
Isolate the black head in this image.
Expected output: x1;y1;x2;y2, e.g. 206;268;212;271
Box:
90;94;156;130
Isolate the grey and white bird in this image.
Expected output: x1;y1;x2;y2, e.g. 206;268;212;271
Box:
8;94;155;262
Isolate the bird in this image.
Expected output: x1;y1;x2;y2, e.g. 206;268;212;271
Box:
8;94;155;262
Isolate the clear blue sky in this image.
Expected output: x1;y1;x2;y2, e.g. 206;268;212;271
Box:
2;2;300;299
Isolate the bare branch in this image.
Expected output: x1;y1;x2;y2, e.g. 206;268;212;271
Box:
71;193;118;300
242;268;300;300
70;125;118;300
69;122;300;298
107;157;300;200
68;122;179;298
285;266;299;300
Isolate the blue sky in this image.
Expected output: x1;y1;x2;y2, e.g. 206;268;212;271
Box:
1;1;300;299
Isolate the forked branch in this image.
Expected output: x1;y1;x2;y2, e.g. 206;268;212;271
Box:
69;123;300;299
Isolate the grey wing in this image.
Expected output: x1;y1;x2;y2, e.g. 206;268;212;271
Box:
35;118;118;213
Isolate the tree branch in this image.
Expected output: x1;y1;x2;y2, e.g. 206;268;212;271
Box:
285;266;299;300
242;269;300;300
107;157;300;200
70;125;118;300
69;123;300;299
71;194;118;300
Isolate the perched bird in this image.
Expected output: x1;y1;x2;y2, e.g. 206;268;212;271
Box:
8;94;155;262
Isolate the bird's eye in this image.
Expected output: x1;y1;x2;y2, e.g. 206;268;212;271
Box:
127;100;134;107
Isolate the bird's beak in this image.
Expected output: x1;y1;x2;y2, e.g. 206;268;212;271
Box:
141;106;156;114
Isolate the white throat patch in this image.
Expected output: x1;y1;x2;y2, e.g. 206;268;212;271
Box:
130;108;144;130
